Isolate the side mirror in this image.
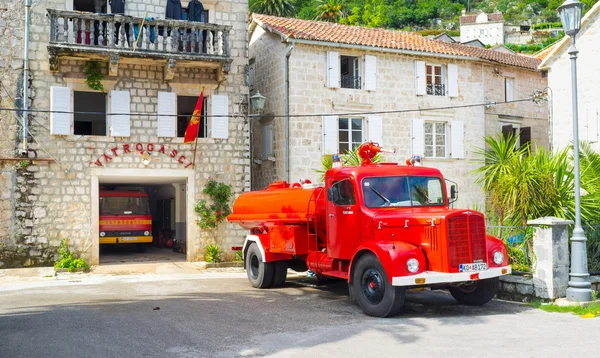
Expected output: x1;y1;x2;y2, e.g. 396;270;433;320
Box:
445;178;458;204
450;185;457;200
327;187;338;202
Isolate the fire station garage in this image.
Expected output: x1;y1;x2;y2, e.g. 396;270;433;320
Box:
93;169;194;264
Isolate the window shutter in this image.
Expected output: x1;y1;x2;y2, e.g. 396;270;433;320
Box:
157;91;176;137
411;118;425;156
415;60;426;96
211;94;229;139
364;55;377;91
501;124;513;139
262;124;273;157
50;86;72;135
367;116;383;146
447;63;458;97
505;78;514;102
590;108;599;143
327;51;340;88
451;120;465;159
110;90;131;137
322;115;338;154
519;126;531;150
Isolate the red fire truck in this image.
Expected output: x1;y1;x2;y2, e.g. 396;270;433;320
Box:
99;190;152;251
228;142;511;317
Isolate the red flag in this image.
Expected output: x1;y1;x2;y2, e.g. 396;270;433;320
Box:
183;92;203;144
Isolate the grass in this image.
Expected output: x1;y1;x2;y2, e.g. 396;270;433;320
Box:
531;299;600;318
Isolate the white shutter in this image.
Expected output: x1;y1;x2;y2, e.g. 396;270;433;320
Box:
322;115;338;154
262;124;273;157
451;120;465;159
447;63;458;98
415;61;426;96
368;116;383;146
505;78;514;102
211;94;229;139
327;51;340;88
364;55;377;91
411;118;424;156
157;91;176;137
110;90;130;137
590;108;599;143
50;86;72;135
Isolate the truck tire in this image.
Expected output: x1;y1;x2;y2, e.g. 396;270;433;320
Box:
246;243;274;288
352;254;405;317
271;261;288;287
449;277;499;305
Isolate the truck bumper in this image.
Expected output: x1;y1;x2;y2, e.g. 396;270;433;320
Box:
392;265;512;286
99;236;153;245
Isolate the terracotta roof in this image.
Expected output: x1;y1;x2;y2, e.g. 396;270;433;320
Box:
253;14;541;70
531;44;558;61
460;12;504;24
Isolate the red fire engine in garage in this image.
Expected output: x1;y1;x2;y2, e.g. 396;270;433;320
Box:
99;190;152;251
228;142;511;317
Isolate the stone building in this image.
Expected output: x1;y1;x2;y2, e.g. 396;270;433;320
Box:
0;0;249;268
459;11;533;46
248;14;548;209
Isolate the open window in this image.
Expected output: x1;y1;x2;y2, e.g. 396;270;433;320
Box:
177;96;207;138
341;55;361;89
502;123;531;149
74;91;107;136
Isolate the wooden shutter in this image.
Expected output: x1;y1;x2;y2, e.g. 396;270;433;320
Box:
415;60;426;96
520;127;531;150
502;124;513;139
157;91;176;137
364;55;377;91
451;120;465;159
447;63;458;98
322;115;338;154
327;51;340;88
211;94;229;139
411;118;425;156
367;116;383;146
110;90;131;137
262;124;273;157
50;86;72;135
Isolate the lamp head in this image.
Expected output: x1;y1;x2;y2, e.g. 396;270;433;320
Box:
558;0;585;37
250;91;266;112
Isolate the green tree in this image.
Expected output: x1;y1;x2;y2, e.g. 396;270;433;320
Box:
315;0;347;21
250;0;297;17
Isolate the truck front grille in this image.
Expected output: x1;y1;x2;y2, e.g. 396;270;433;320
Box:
447;215;487;268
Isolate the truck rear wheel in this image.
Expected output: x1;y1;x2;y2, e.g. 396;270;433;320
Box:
352;254;405;317
246;243;274;288
271;261;288;287
449;277;499;305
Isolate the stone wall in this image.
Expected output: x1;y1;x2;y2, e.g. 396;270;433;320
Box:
0;0;249;268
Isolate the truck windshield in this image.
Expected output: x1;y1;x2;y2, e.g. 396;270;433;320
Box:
100;196;150;215
362;176;445;208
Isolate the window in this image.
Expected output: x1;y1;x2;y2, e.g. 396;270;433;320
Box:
330;179;356;206
261;123;273;157
340;55;361;89
177;96;207;138
362;176;444;208
74;91;107;136
502;124;531;149
248;60;255;90
74;0;106;13
424;122;446;158
505;77;514;102
426;64;444;96
338;117;363;153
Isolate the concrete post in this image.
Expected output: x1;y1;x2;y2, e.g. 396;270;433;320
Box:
172;183;187;244
527;217;572;299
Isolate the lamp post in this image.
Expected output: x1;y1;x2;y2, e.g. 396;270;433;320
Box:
558;0;593;302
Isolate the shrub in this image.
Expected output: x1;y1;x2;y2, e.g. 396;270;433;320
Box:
204;243;222;263
54;238;89;272
195;179;233;230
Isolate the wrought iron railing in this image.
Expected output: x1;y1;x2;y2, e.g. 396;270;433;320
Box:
47;9;231;58
426;83;445;96
341;74;361;89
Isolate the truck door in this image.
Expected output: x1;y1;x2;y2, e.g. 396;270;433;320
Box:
326;178;361;259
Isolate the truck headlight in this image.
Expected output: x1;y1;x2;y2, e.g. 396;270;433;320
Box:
407;258;419;273
100;232;106;237
493;251;504;265
144;231;150;236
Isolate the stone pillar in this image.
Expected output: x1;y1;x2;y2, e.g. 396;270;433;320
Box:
527;217;572;299
172;183;187;244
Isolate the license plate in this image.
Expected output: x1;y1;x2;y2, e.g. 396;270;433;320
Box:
459;263;487;272
121;237;137;241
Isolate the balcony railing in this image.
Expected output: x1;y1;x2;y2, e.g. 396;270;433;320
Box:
341;74;361;89
47;9;232;75
426;83;445;96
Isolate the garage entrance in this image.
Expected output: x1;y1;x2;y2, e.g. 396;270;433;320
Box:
91;168;196;265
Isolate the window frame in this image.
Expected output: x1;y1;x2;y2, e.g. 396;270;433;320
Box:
248;59;255;90
338;117;364;153
340;55;362;89
424;121;447;158
425;64;445;96
73;90;108;136
176;95;208;139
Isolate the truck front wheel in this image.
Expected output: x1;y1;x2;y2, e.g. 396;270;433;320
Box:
246;243;274;288
352;254;405;317
449;277;499;305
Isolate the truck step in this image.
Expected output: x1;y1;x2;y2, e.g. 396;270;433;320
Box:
320;270;348;280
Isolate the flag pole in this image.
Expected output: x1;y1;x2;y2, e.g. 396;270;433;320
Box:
191;87;205;169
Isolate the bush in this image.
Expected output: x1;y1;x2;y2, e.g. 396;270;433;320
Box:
418;29;460;37
54;238;89;272
204;243;222;263
532;22;562;30
234;249;243;262
195;179;233;230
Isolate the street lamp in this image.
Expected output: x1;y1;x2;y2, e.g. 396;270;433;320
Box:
557;0;593;302
249;91;266;113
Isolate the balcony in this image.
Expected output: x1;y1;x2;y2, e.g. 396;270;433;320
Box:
341;74;361;89
426;83;445;96
47;9;232;80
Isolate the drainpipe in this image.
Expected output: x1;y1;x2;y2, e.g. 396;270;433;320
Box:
21;0;31;155
284;41;294;183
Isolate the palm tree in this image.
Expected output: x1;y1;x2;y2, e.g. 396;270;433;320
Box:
249;0;296;17
315;0;346;22
315;146;384;182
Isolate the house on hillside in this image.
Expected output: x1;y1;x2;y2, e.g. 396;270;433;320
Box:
538;2;600;152
248;14;548;209
460;11;532;45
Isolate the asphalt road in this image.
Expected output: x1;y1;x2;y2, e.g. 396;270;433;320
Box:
0;272;598;358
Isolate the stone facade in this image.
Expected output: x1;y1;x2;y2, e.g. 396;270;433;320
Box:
0;0;249;268
249;28;548;209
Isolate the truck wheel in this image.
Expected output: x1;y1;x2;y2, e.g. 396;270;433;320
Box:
246;243;274;288
271;261;288;287
352;254;405;317
449;277;499;305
